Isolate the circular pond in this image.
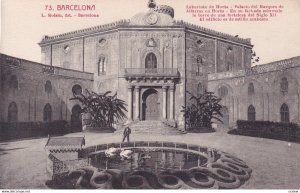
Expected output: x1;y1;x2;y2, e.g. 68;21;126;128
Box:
91;148;208;173
46;141;252;189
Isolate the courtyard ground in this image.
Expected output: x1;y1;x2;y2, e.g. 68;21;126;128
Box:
0;130;300;189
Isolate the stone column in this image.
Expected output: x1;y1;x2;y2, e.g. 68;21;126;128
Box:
242;46;245;68
135;86;140;120
169;86;175;120
297;93;300;123
128;85;133;121
214;39;218;73
162;86;168;119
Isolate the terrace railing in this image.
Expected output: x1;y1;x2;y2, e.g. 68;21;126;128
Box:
123;68;179;78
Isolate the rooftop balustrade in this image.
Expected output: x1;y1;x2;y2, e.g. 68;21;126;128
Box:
123;68;179;78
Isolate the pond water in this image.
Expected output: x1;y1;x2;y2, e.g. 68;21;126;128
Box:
90;149;208;173
46;143;252;189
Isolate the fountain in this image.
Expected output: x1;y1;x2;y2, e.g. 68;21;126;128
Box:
46;141;252;189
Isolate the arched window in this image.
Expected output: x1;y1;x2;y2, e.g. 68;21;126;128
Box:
197;83;204;96
9;75;18;89
280;103;289;122
8;102;18;122
43;103;52;122
145;53;157;70
280;77;288;94
196;56;203;76
248;82;255;95
72;84;82;95
98;55;106;75
248;105;256;121
218;86;228;98
45;80;52;93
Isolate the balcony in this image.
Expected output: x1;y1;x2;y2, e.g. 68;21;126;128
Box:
123;68;179;79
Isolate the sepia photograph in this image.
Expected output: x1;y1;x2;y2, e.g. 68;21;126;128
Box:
0;0;300;190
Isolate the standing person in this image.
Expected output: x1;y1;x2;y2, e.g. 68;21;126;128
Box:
122;126;131;142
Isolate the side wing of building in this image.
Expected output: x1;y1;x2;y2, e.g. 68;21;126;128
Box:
0;54;93;123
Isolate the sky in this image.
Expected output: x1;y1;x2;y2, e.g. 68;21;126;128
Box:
1;0;300;65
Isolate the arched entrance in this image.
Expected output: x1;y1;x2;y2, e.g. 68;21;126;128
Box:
220;106;229;127
71;105;82;132
43;103;52;122
8;102;18;122
142;89;159;120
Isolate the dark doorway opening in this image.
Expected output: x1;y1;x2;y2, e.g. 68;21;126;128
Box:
142;89;160;120
71;105;82;132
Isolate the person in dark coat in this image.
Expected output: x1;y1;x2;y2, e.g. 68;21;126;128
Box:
122;126;131;142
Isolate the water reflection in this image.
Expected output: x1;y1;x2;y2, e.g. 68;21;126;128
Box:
91;149;208;173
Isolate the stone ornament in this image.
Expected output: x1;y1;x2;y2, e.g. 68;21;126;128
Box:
63;45;71;53
146;13;158;25
98;38;107;47
146;38;157;47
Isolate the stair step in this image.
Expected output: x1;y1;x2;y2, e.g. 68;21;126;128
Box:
115;120;185;135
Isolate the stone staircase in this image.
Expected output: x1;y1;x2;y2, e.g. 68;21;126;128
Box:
116;120;186;135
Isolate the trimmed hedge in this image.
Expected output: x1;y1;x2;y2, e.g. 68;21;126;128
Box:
0;120;70;141
231;120;300;141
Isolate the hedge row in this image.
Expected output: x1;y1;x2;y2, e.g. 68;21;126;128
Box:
228;129;300;142
0;120;70;141
233;120;300;141
237;120;300;134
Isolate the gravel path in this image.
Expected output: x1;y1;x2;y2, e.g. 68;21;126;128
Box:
1;131;300;189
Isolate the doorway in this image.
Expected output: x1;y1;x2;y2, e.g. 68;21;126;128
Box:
142;89;160;120
71;105;82;132
220;106;229;127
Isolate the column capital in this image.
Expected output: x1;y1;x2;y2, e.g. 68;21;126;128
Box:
162;85;169;90
128;85;133;89
135;85;140;90
169;86;175;91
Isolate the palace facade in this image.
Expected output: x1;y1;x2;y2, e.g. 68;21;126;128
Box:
1;1;300;131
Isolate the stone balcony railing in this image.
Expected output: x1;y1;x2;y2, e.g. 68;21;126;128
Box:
122;68;179;78
208;56;300;81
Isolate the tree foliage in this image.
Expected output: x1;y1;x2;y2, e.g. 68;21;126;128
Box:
70;90;127;128
181;90;223;129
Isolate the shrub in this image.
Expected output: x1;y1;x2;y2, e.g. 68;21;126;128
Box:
234;120;300;141
0;120;69;141
181;91;223;130
70;90;127;128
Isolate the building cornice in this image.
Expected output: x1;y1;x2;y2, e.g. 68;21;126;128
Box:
0;54;94;81
38;20;130;46
174;20;252;46
39;19;252;47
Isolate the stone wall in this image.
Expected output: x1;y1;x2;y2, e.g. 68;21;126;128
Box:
0;54;93;122
208;56;300;126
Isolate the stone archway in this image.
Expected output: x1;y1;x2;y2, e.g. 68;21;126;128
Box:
71;105;82;132
142;89;160;120
220;106;229;127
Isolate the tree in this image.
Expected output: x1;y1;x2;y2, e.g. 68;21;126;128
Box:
70;90;127;128
181;90;223;129
251;50;260;64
